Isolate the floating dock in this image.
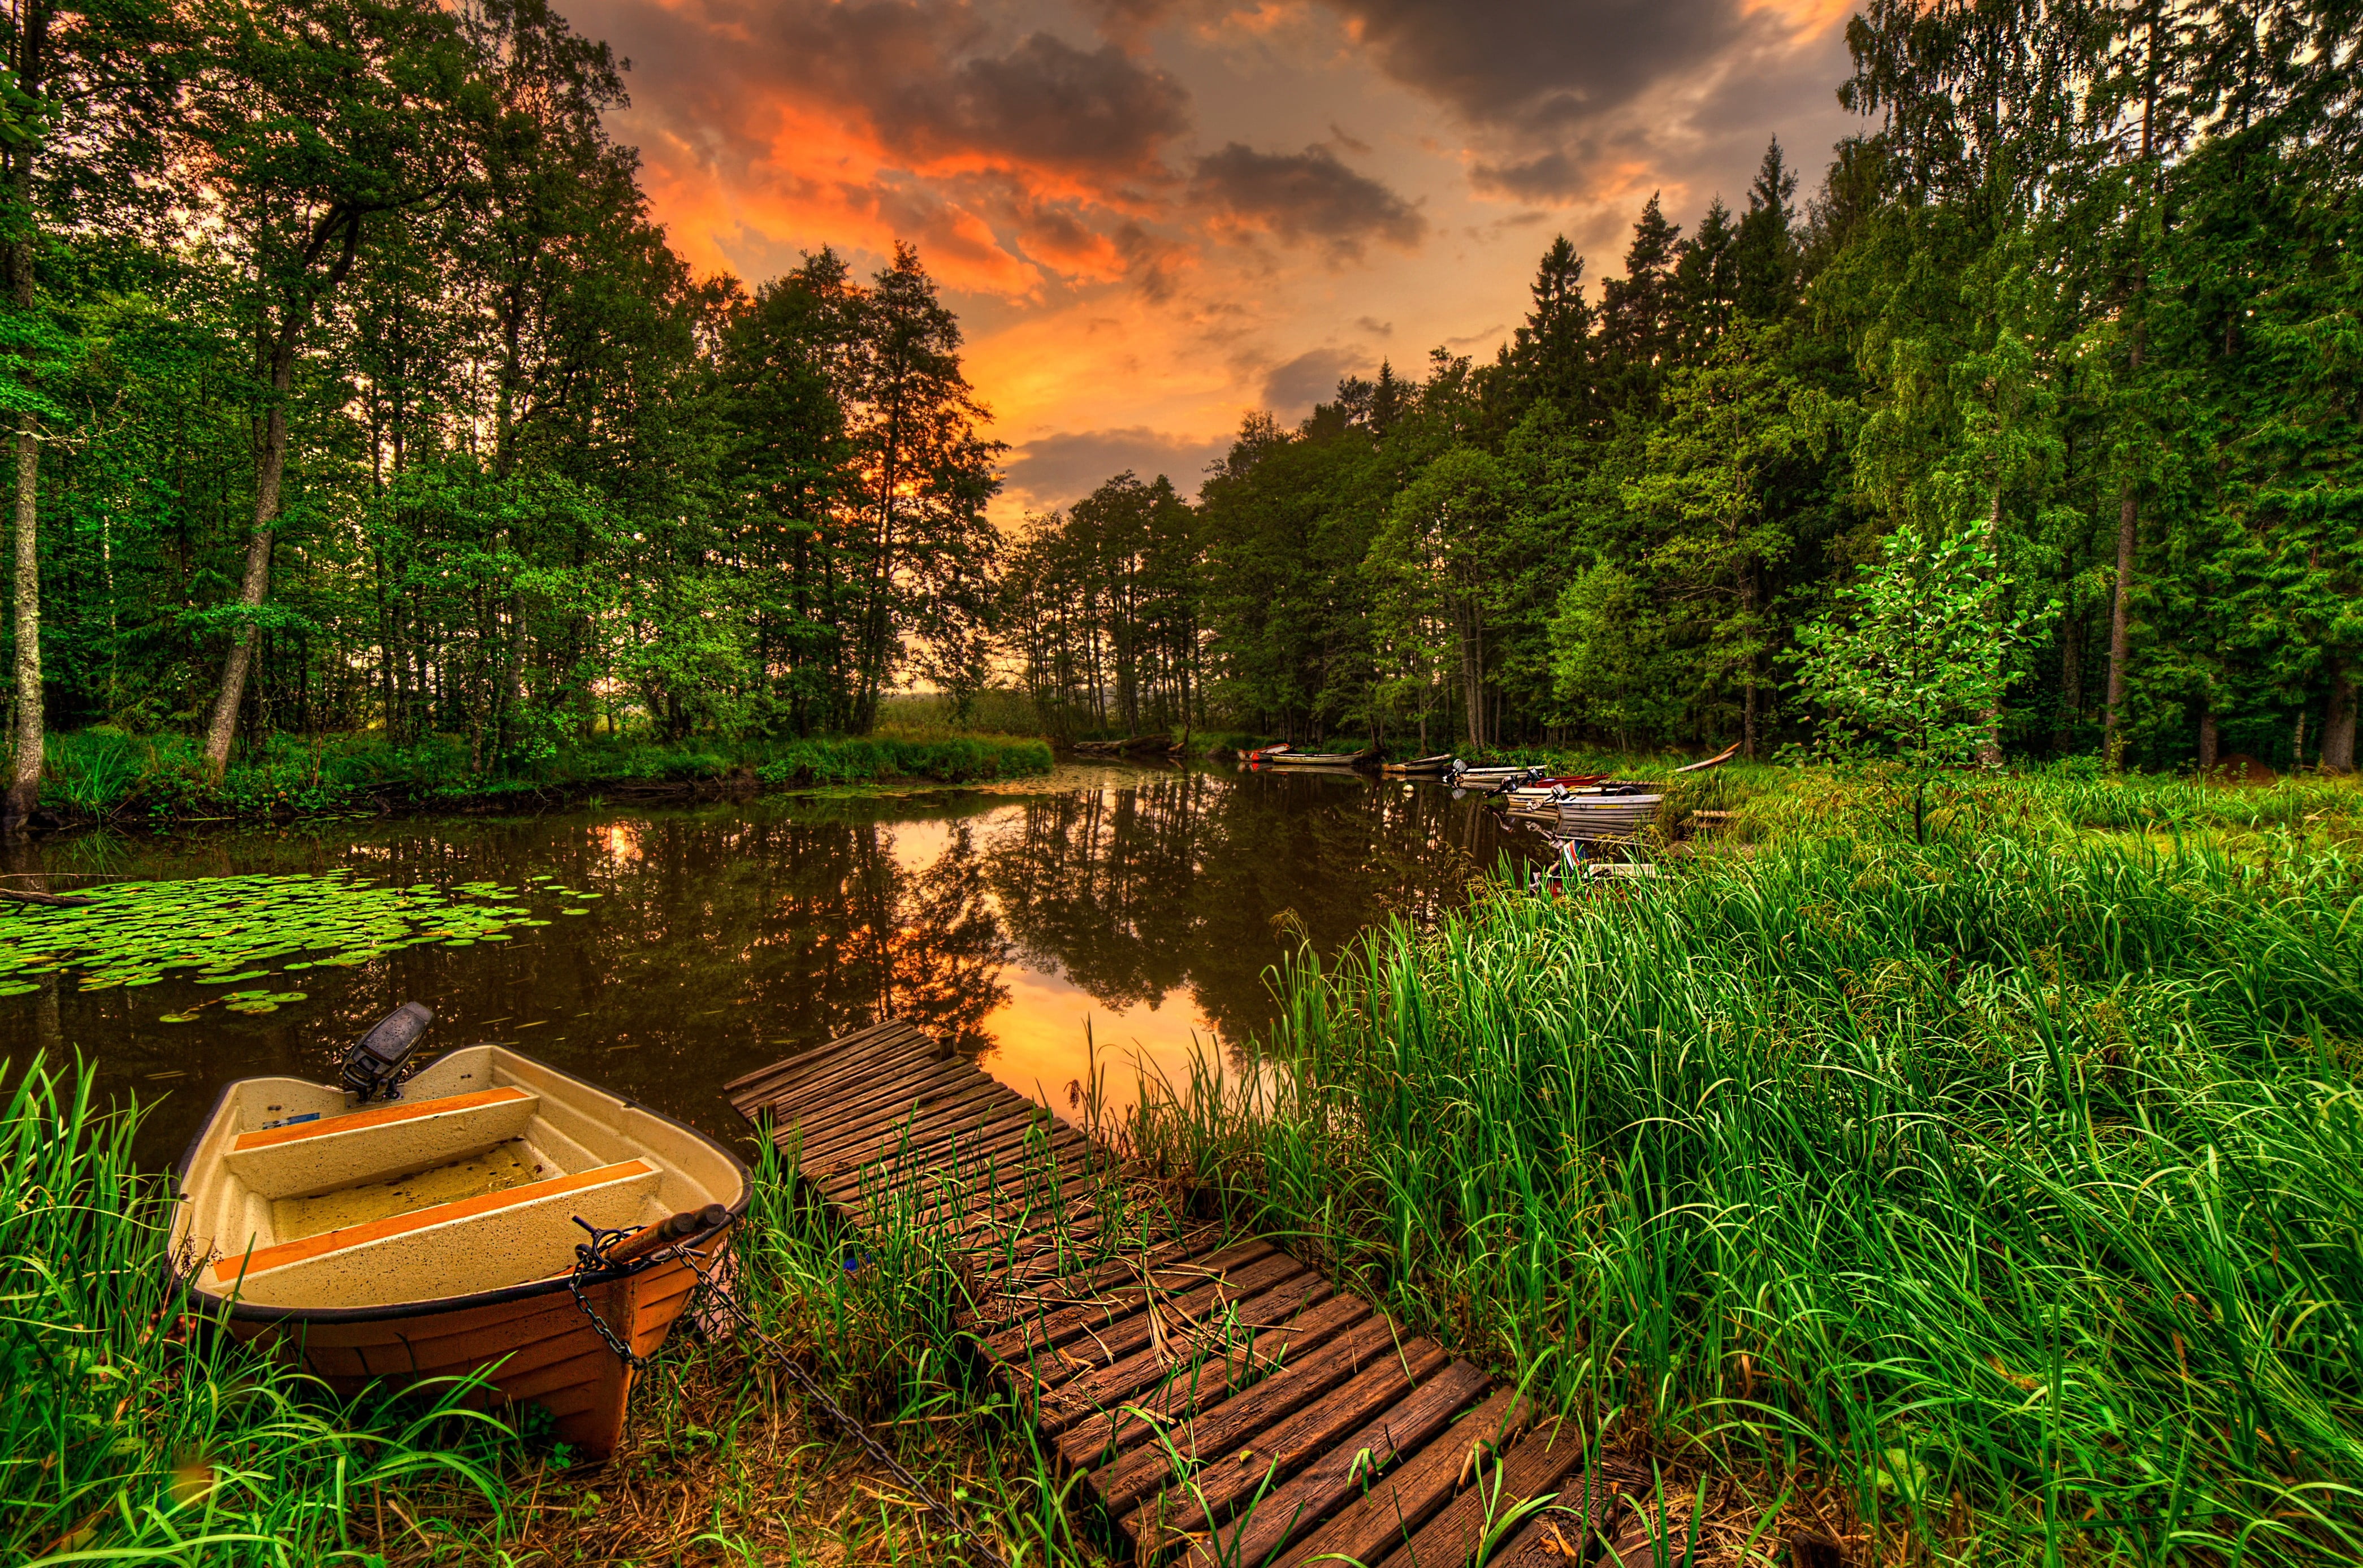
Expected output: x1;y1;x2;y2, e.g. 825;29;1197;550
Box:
725;1019;1665;1566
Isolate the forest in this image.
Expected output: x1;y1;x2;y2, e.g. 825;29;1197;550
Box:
1;0;2358;835
1014;4;2362;773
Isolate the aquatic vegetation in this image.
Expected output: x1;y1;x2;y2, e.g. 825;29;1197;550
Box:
1129;800;2363;1564
0;873;546;1022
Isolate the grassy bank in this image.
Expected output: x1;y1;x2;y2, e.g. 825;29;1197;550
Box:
36;729;1054;825
0;1054;1119;1566
1127;769;2363;1565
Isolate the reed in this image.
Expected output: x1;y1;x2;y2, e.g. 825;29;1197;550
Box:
1128;776;2363;1564
0;1055;508;1565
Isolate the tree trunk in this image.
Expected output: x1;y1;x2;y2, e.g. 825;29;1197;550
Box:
2197;703;2219;773
2053;594;2081;754
2321;659;2353;772
4;10;46;834
207;211;364;776
2102;487;2137;769
2106;50;2156;772
205;352;292;774
8;422;40;830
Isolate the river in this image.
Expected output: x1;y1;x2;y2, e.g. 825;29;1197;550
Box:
1;761;1534;1168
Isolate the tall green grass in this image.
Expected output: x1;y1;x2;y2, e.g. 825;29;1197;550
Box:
1129;814;2363;1563
0;1056;507;1564
0;1055;1132;1565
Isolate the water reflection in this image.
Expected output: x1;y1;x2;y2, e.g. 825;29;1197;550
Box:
1;766;1528;1166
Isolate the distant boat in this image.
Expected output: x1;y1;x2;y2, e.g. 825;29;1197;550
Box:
1378;753;1458;776
1548;792;1665;841
1674;741;1742;773
172;1005;748;1461
1256;746;1379;768
1444;763;1544;795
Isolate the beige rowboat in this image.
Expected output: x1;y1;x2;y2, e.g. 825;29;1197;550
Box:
171;1039;749;1459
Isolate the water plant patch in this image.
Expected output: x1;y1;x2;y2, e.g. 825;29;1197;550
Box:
0;873;538;1020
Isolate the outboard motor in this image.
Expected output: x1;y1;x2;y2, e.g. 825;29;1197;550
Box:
341;1002;435;1103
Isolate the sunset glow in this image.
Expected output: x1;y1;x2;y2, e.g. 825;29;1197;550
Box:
569;0;1866;517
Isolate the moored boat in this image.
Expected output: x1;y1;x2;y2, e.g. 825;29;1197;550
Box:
1549;792;1665;841
1444;763;1544;794
1256;746;1378;768
1378;753;1458;776
171;1005;748;1459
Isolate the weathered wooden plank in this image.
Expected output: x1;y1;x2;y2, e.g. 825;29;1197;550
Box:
983;1240;1278;1363
794;1067;1007;1166
1015;1249;1310;1393
1269;1385;1531;1568
774;1059;988;1166
1051;1291;1370;1468
1087;1310;1405;1513
959;1225;1229;1335
843;1098;1080;1189
756;1033;942;1122
1367;1418;1587;1568
1483;1464;1643;1568
1182;1358;1494;1568
1122;1339;1453;1547
722;1017;914;1101
733;1025;935;1119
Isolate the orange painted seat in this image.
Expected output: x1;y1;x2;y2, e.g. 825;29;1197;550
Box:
232;1086;533;1150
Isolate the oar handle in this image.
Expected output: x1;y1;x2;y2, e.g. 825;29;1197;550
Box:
605;1203;729;1265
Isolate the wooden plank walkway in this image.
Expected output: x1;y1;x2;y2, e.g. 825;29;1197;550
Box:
724;1018;1651;1567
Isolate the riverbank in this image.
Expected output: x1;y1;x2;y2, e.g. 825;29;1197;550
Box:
32;729;1056;827
1;1056;1116;1565
1127;765;2363;1566
8;764;2358;1565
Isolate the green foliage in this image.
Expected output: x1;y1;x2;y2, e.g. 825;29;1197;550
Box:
1793;518;2052;838
1129;781;2363;1564
0;1056;508;1563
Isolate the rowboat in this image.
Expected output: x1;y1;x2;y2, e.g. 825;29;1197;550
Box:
1444;763;1544;795
1674;741;1742;773
1255;746;1378;768
1549;793;1665;841
1499;775;1624;810
171;1004;748;1459
1378;753;1458;776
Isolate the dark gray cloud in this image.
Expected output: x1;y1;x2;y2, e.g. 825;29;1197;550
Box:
1003;426;1231;508
1193;144;1425;257
903;32;1191;171
1322;0;1749;135
1262;347;1364;418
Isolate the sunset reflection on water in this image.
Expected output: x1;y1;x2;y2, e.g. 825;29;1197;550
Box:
11;764;1530;1166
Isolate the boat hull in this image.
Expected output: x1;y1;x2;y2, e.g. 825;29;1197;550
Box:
174;1045;749;1461
219;1232;725;1457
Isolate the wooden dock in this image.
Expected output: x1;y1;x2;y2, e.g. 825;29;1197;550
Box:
724;1019;1661;1567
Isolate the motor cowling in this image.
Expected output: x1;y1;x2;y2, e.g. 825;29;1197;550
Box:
341;1002;435;1102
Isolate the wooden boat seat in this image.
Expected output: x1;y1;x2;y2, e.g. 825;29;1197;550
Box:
227;1086;541;1200
211;1157;661;1310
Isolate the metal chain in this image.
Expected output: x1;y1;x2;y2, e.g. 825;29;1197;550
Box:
566;1219;656;1371
566;1217;1013;1568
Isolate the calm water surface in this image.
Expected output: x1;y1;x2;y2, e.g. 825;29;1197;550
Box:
1;763;1535;1168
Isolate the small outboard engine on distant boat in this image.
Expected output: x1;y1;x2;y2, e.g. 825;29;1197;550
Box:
340;1002;435;1102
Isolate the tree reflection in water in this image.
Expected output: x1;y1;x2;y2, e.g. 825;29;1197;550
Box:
10;767;1526;1165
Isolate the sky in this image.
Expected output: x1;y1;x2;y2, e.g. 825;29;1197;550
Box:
563;0;1869;519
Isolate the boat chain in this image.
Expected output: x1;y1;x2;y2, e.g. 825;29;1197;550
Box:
566;1220;1014;1568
